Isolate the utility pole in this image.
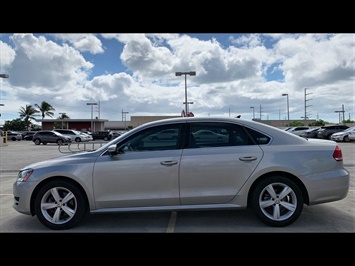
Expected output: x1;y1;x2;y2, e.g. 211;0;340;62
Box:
304;88;312;121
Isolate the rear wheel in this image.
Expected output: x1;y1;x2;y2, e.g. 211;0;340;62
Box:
34;180;88;230
250;175;303;227
344;136;350;142
34;139;41;145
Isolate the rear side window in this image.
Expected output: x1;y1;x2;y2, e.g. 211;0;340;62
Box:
188;122;256;148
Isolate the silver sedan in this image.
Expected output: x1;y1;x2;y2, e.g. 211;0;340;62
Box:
13;117;350;230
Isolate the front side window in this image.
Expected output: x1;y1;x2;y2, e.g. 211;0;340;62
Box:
118;124;183;152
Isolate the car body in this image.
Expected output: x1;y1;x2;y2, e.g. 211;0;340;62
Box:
330;126;355;142
5;131;22;141
285;126;311;136
13;117;350;230
91;131;110;141
32;130;72;145
54;129;92;142
301;127;321;138
317;125;350;139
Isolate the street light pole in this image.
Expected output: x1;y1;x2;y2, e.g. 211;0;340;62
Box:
282;93;290;121
87;103;98;132
1;74;9;118
122;110;129;131
175;71;196;116
250;106;255;120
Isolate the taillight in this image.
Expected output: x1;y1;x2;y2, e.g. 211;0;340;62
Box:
333;146;343;162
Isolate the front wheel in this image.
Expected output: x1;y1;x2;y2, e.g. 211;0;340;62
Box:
250;175;303;227
343;136;350;142
34;139;41;145
57;139;64;145
34;180;88;230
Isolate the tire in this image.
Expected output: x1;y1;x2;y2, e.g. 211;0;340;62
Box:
75;138;81;142
34;180;88;230
343;136;350;142
34;139;41;145
43;142;47;145
250;175;303;227
57;139;64;145
103;136;109;141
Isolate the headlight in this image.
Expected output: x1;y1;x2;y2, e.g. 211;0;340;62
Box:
17;169;34;182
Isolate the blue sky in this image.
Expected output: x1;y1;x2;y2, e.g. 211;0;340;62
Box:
0;33;354;125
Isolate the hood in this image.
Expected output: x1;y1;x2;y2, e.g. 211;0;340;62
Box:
20;150;100;171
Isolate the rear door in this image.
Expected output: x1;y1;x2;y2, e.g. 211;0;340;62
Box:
179;122;264;205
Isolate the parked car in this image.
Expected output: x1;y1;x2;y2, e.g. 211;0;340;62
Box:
21;131;36;141
13;117;350;230
32;130;72;145
54;129;92;142
285;126;311;136
108;131;121;140
301;127;321;138
149;128;179;140
91;131;110;141
330;126;355;142
5;131;22;141
317;125;349;139
192;129;228;140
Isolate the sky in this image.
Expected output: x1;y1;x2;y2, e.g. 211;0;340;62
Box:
0;33;354;126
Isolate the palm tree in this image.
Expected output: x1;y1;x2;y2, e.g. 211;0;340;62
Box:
19;105;40;129
58;113;70;119
35;101;55;119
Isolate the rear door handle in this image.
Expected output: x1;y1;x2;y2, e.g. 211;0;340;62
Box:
239;156;257;162
160;160;178;166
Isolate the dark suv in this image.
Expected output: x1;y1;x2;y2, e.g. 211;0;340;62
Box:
317;125;349;139
92;131;110;141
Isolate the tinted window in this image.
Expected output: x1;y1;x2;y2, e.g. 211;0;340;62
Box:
118;124;182;152
188;122;256;148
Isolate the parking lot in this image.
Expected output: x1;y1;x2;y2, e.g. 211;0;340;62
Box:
1;140;354;233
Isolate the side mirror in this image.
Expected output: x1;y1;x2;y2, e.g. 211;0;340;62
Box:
107;144;119;155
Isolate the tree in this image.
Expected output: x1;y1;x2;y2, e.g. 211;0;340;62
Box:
19;105;40;130
35;101;55;119
2;118;27;131
55;113;70;129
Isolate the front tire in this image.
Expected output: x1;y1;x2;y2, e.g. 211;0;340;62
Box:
250;175;303;227
34;139;41;145
34;180;87;230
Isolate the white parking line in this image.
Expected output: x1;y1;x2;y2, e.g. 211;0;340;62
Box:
166;211;177;233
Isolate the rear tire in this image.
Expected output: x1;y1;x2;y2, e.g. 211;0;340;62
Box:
344;136;350;142
34;139;41;145
250;175;303;227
